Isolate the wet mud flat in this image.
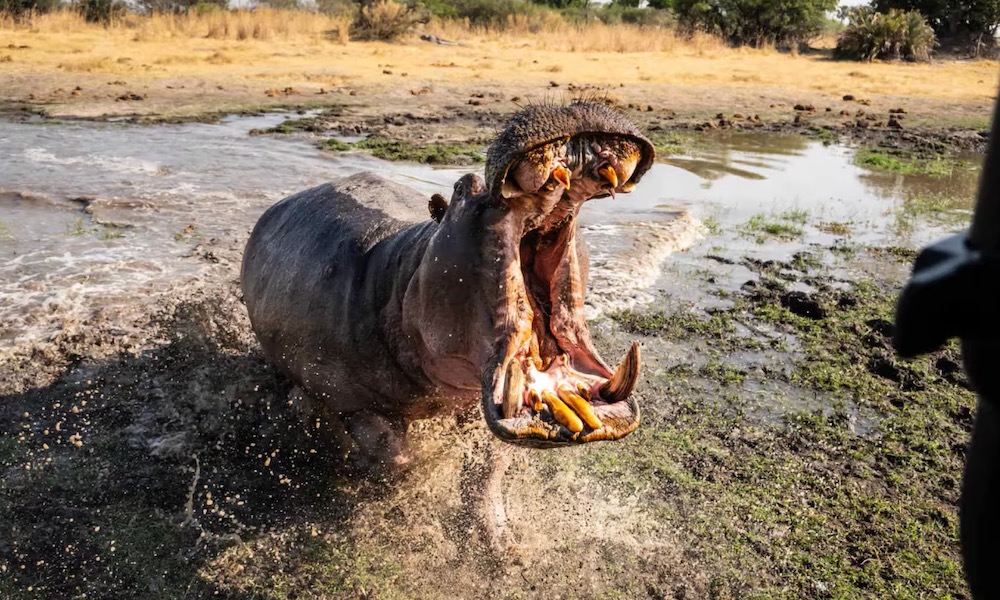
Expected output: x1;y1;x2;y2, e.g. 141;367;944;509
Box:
0;118;985;598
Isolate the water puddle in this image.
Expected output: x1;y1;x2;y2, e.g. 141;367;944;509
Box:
0;117;982;348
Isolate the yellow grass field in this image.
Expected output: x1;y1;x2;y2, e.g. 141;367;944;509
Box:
1;10;997;124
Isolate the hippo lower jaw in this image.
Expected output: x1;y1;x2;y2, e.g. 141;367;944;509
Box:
479;213;641;448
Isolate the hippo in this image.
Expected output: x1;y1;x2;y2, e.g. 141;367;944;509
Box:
241;101;656;468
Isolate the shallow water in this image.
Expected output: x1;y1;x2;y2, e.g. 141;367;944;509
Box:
0;115;981;346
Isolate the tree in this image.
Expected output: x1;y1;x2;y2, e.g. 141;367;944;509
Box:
871;0;1000;38
647;0;673;8
529;0;590;8
0;0;59;19
673;0;838;47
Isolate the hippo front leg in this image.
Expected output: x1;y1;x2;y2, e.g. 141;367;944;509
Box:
343;411;412;473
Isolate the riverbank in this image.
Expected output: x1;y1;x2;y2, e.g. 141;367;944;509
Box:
1;10;996;153
0;18;992;597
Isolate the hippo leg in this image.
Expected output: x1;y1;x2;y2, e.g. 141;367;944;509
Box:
343;411;412;472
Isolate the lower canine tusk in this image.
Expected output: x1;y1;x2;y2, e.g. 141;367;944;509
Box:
599;342;640;402
503;361;525;419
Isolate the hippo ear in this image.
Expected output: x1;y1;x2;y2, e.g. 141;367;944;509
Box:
428;193;448;223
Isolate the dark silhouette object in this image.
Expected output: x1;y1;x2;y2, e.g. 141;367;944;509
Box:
894;80;1000;598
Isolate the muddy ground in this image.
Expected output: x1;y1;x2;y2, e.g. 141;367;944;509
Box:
0;66;988;598
0;187;979;599
1;74;993;157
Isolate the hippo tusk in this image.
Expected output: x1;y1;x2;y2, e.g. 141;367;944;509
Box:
503;361;525;420
599;342;640;403
598;165;618;190
501;179;519;199
620;182;636;194
557;384;603;430
541;390;584;433
529;389;543;412
551;164;571;190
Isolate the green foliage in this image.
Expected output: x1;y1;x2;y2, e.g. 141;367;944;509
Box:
76;0;127;24
854;147;962;175
598;4;674;26
0;0;58;19
672;0;837;46
529;0;588;8
136;0;225;14
421;0;549;26
351;0;424;40
836;6;936;61
315;0;355;15
872;0;1000;38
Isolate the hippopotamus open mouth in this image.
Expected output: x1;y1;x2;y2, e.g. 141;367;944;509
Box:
242;101;655;461
479;102;655;446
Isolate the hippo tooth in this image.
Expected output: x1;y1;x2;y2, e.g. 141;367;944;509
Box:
599;342;641;403
501;179;518;199
557;385;603;430
541;390;584;433
620;182;636;194
551;164;571;190
530;389;543;412
503;361;526;420
598;165;618;190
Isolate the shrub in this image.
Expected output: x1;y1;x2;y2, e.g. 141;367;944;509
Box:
76;0;127;24
351;0;423;40
836;7;936;61
0;0;59;20
673;0;838;47
422;0;547;28
596;5;675;27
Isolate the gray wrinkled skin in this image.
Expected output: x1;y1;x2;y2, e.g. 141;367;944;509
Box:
242;172;508;466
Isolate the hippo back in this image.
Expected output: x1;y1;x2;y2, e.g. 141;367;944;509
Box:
241;172;436;411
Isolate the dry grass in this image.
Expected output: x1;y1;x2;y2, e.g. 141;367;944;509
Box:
0;9;995;120
424;16;730;55
2;8;352;42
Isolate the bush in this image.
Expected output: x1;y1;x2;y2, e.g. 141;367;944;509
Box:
836;7;936;61
422;0;548;28
0;0;59;20
596;5;674;27
872;0;1000;40
351;0;423;40
76;0;127;24
673;0;837;47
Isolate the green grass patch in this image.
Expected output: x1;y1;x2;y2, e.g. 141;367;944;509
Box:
740;212;805;243
649;131;700;157
855;147;966;177
317;135;486;165
701;215;722;235
597;267;973;597
319;138;351;151
353;136;485;165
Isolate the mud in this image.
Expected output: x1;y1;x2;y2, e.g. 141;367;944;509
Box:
0;108;986;597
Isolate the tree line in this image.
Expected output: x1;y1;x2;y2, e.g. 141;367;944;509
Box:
4;0;997;57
